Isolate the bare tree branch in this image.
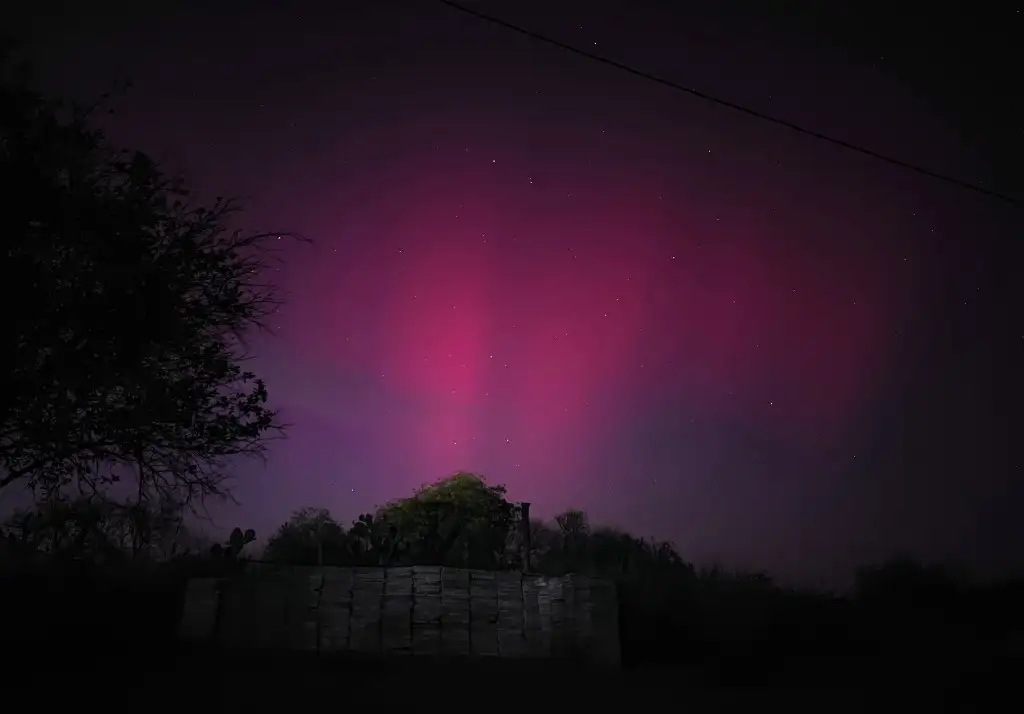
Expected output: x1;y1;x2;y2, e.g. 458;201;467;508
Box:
0;52;308;514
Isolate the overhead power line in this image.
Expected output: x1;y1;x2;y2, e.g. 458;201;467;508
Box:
436;0;1018;206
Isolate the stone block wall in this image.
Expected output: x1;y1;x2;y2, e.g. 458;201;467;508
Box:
178;563;619;665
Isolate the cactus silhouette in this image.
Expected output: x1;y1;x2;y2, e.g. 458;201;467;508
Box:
210;527;256;560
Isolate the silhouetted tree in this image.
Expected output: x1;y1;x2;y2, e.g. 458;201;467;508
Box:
0;51;301;511
263;508;347;565
554;509;589;539
0;495;208;562
854;557;964;608
527;518;560;568
374;472;513;568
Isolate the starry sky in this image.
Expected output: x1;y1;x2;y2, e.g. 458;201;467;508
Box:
10;0;1020;585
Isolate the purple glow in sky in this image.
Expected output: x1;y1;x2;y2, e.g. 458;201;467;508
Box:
12;0;1019;584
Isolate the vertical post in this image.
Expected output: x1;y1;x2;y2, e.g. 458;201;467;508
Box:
313;522;324;566
520;501;532;573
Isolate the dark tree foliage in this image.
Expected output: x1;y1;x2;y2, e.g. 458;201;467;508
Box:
0;49;301;509
262;474;517;569
260;472;696;582
263;508;349;566
376;471;513;568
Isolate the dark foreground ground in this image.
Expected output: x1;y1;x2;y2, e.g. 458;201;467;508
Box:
8;643;1011;711
2;568;1016;711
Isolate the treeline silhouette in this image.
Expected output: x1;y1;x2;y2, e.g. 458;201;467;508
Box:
3;471;1022;694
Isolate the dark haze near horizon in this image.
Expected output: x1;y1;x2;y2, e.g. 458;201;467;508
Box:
6;0;1019;587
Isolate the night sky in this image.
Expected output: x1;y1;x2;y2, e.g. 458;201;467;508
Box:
10;1;1020;586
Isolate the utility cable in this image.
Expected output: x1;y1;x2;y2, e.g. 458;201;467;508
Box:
436;0;1018;206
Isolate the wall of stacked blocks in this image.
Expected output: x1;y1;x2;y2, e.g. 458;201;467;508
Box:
178;563;621;665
